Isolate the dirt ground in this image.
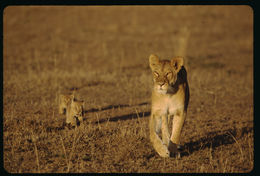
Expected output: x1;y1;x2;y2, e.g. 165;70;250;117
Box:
3;5;253;173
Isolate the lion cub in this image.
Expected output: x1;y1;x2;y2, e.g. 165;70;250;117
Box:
59;93;74;115
149;54;189;158
66;99;84;127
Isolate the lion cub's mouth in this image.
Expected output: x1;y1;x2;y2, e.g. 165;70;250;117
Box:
155;86;167;94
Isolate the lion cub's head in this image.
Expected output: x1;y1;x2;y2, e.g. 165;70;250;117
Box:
149;54;184;94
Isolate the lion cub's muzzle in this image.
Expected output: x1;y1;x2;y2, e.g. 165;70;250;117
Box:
154;80;169;93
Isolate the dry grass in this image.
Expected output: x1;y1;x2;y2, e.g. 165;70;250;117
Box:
3;5;253;173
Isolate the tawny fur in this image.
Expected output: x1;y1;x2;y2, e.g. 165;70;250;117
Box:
59;93;74;115
66;99;84;127
149;54;189;157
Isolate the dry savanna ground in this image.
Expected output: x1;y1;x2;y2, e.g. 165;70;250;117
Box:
3;6;253;173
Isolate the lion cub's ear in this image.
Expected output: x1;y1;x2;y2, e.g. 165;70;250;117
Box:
171;57;184;72
149;54;159;70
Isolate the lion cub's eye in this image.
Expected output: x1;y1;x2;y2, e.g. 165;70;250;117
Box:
153;71;159;77
166;72;172;79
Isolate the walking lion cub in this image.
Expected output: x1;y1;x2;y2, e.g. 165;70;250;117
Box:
149;54;189;157
59;92;84;127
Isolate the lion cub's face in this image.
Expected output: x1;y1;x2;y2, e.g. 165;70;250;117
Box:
149;54;183;94
59;94;74;114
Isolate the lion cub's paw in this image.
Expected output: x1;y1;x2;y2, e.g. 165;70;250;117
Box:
158;145;170;158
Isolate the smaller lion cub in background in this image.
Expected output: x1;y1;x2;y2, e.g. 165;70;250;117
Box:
59;92;84;127
149;54;189;158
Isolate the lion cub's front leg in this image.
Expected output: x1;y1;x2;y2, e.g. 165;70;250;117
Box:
162;114;170;147
168;110;186;157
149;113;170;158
170;111;186;144
66;106;76;126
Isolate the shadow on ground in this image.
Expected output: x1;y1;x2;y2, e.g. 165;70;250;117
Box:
84;102;149;113
93;111;151;124
180;126;253;157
